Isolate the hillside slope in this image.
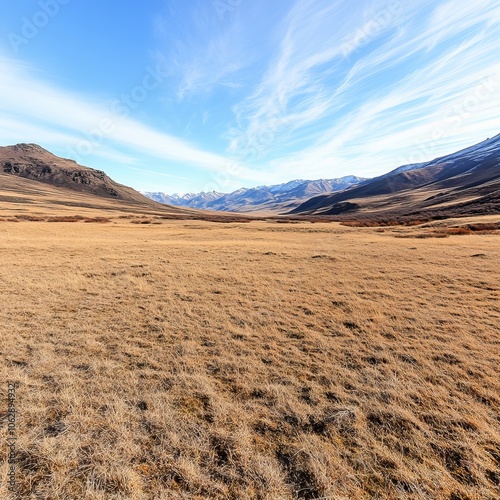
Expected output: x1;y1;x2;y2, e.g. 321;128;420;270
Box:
0;143;221;219
0;143;158;206
289;134;500;219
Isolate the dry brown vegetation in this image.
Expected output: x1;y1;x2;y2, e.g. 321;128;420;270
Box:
1;217;499;499
341;220;500;230
340;220;433;228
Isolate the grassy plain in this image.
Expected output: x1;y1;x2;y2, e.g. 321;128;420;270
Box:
0;217;499;499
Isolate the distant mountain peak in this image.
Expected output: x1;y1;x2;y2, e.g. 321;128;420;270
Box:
143;176;367;213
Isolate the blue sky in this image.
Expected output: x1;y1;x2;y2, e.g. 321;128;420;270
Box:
0;0;499;194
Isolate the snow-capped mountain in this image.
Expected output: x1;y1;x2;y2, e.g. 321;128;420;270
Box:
391;135;500;175
145;191;224;209
290;134;500;218
143;176;367;212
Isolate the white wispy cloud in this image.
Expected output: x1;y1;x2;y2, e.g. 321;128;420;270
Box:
229;0;500;182
154;4;252;99
228;0;402;152
2;0;498;193
0;56;243;175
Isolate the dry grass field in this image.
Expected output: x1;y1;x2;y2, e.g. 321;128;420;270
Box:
1;216;499;499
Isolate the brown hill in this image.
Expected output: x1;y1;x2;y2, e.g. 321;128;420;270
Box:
0;143;157;205
0;144;257;222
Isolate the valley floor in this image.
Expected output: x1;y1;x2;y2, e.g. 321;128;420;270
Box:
0;219;499;499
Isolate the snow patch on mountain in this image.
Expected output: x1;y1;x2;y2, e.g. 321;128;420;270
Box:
143;176;367;212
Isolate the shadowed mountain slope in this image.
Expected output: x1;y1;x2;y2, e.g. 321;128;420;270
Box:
289;134;500;219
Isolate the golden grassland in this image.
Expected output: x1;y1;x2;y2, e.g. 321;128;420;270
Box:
0;217;499;499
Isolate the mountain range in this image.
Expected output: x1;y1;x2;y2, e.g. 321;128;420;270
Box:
145;134;500;219
1;135;499;222
289;134;500;219
144;177;367;212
